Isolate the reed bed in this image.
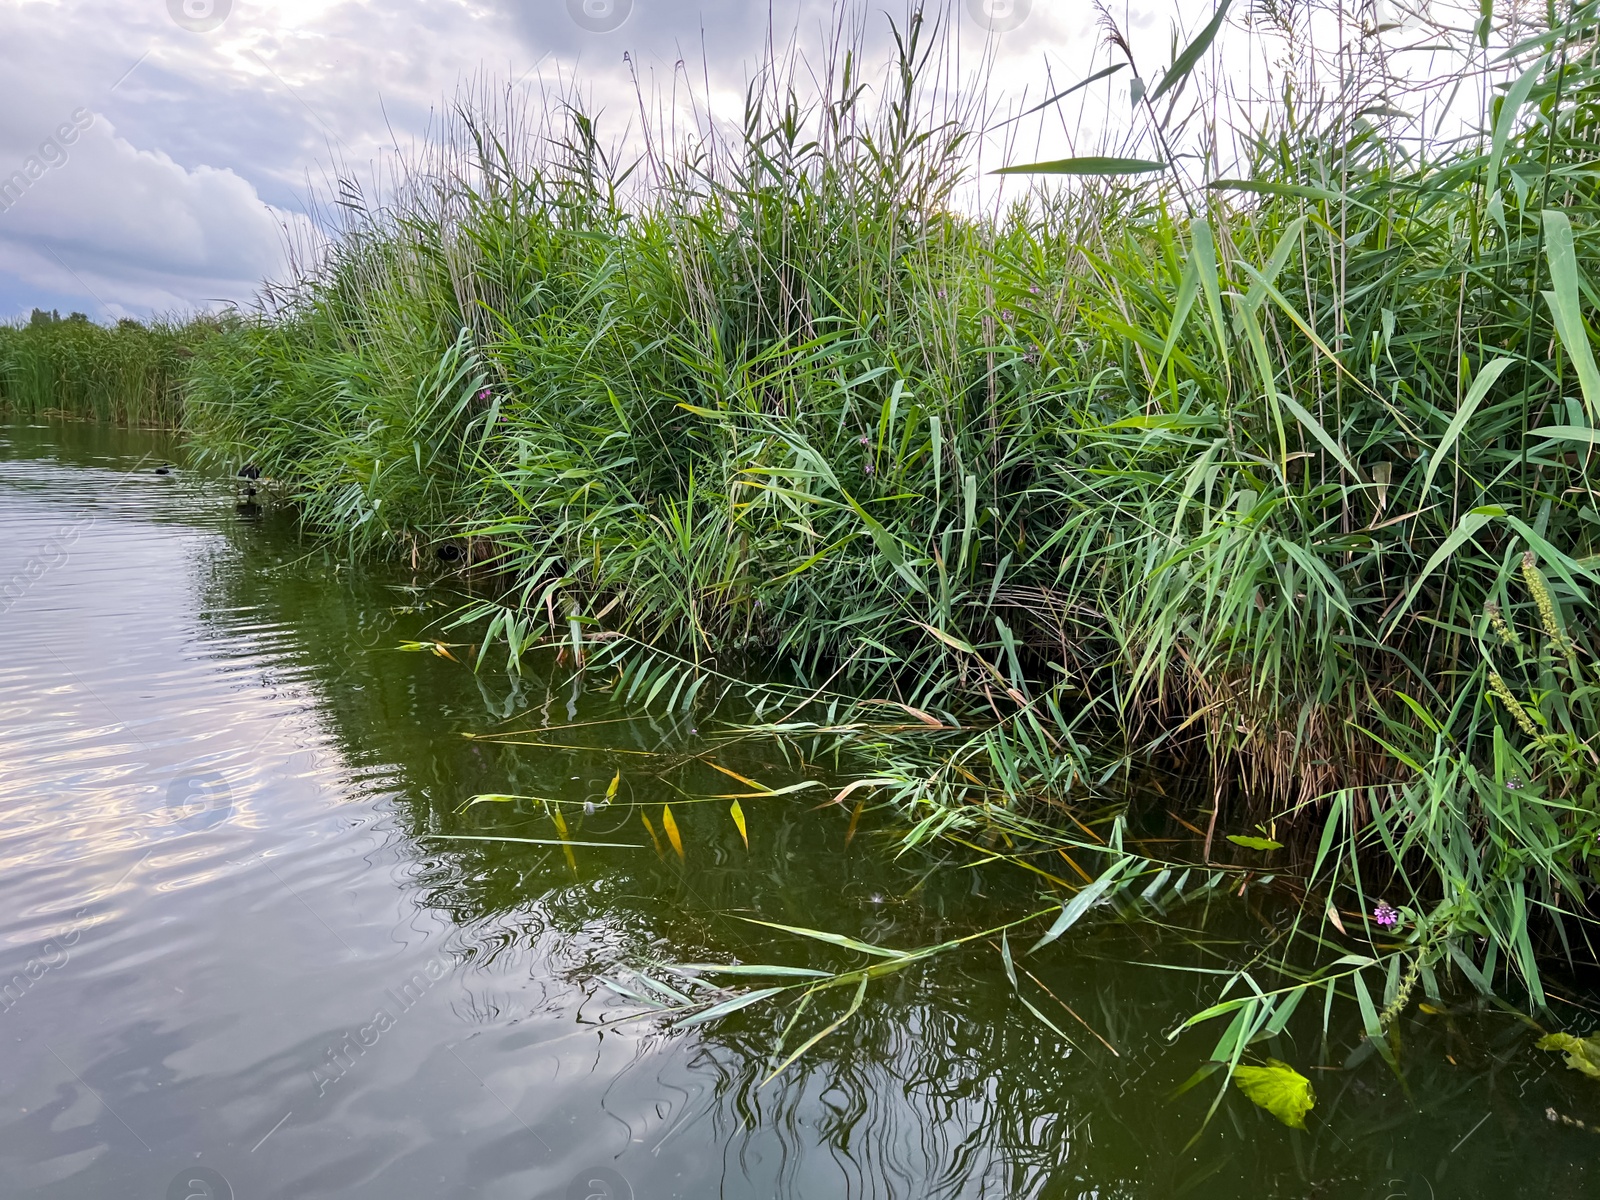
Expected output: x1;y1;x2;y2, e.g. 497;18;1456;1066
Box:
149;0;1600;1064
0;309;210;427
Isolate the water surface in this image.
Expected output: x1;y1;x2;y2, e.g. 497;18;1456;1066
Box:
0;420;1591;1199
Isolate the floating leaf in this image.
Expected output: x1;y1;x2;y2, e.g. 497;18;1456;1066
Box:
735;916;907;959
676;963;830;978
675;987;786;1028
1233;1060;1315;1128
1538;1032;1600;1081
1227;835;1283;851
605;770;620;801
1031;861;1128;953
709;781;822;799
730;799;749;850
662;804;685;860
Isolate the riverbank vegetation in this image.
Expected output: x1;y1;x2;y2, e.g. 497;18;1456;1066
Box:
16;0;1600;1112
0;308;206;426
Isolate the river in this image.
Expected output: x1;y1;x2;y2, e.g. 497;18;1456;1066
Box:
0;419;1588;1199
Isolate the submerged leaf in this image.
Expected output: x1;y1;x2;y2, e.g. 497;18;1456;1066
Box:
1233;1060;1315;1128
1538;1033;1600;1080
426;835;642;849
1227;834;1283;851
844;796;866;847
662;804;685;860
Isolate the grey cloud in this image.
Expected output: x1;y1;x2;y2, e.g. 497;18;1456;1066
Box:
0;0;1166;320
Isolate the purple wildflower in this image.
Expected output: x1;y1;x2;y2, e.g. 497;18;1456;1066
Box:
863;460;875;476
1372;903;1400;929
475;387;493;402
859;434;870;446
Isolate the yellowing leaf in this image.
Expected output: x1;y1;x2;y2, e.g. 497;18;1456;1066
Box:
662;804;685;861
1233;1060;1315;1129
705;761;768;792
1538;1032;1600;1081
730;800;748;850
1227;834;1283;852
549;807;576;873
640;810;663;857
1325;902;1347;936
605;771;620;801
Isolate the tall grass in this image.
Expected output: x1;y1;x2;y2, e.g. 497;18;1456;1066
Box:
181;0;1600;1022
0;308;209;426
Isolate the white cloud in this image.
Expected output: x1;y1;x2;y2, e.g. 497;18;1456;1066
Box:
0;0;1215;320
0;109;307;318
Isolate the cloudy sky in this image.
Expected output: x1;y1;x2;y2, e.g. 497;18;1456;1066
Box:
0;0;1242;322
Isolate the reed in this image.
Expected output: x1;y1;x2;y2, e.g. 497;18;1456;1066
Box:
175;0;1600;1020
0;308;210;427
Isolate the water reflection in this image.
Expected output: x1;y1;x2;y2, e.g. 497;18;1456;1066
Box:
0;419;1591;1200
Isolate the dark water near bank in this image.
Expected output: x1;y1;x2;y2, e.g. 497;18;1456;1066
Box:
0;420;1592;1200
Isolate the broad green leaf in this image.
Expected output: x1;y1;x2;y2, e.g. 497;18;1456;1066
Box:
1489;57;1547;189
1149;0;1232;104
1227;834;1283;851
1420;356;1515;499
1387;507;1503;633
1543;209;1600;422
1538;1032;1600;1080
1031;861;1127;952
1232;1060;1315;1129
993;156;1166;177
1530;424;1600;444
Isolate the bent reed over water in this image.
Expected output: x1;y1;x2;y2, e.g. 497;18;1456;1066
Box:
7;0;1600;1083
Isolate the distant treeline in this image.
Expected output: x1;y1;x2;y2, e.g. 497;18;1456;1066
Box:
0;307;217;427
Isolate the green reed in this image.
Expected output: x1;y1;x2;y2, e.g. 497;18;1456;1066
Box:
172;0;1600;1043
0;308;213;427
